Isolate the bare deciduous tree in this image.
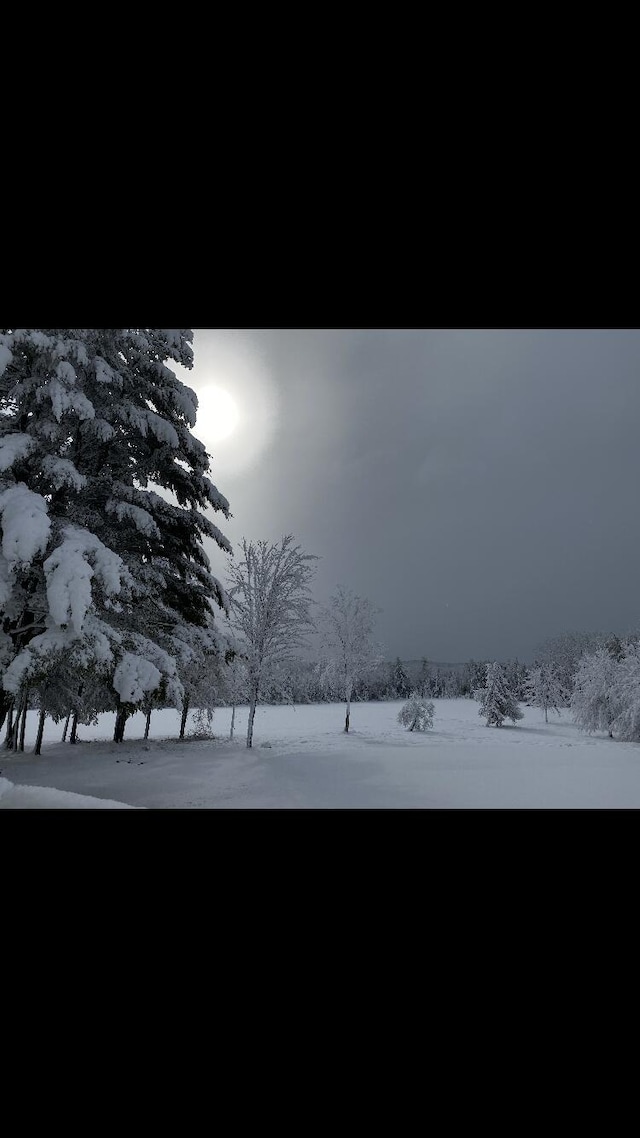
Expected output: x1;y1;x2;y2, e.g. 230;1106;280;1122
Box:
226;535;318;748
320;586;381;733
525;662;565;723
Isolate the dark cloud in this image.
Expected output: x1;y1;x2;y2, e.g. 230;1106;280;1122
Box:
194;329;640;663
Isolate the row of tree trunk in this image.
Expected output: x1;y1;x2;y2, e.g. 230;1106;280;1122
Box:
4;693;249;752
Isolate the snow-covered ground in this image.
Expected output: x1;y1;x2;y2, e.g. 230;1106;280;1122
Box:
2;698;640;808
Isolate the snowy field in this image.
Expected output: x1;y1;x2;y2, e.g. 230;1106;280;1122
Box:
3;697;640;808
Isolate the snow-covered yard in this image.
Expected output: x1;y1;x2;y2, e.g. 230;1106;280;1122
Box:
2;697;640;808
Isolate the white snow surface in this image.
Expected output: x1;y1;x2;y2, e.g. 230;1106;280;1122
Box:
0;776;136;809
3;698;640;808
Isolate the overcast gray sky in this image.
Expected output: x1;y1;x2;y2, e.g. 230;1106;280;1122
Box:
186;329;640;664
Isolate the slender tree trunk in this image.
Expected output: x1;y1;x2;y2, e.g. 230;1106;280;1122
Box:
180;699;189;740
19;691;28;752
62;712;71;742
0;691;12;734
4;703;15;749
34;708;46;755
144;709;152;740
230;701;236;740
13;690;27;752
114;706;128;744
247;694;258;748
343;679;353;733
69;684;84;743
545;707;548;723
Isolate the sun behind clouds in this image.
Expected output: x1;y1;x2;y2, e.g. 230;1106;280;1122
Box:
167;332;278;477
196;384;240;443
185;333;278;477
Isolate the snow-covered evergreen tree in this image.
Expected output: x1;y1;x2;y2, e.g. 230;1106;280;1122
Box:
226;535;317;748
505;659;528;702
442;669;462;698
320;586;381;733
391;657;411;699
525;661;565;723
0;329;231;745
418;657;432;697
466;660;488;700
605;633;625;661
397;693;435;732
479;662;523;727
570;646;620;738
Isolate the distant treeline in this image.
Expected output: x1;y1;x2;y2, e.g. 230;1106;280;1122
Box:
252;656;530;706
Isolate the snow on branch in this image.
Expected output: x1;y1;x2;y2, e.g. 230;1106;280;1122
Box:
113;652;162;704
113;634;184;708
55;360;77;386
87;418;116;442
105;499;160;539
170;384;198;427
0;483;51;568
129;634;184;707
1;620;117;696
1;645;34;694
44;526;131;634
0;433;36;472
122;404;179;448
143;409;179;448
54;338;89;367
94;356;123;388
41;456;86;492
190;509;233;553
156;329;194;366
37;379;95;423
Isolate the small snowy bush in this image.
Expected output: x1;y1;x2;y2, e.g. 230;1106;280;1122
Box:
190;706;215;738
397;693;435;732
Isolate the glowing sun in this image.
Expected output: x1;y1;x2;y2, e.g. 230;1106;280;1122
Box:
196;384;240;443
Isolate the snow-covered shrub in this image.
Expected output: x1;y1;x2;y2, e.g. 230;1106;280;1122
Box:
190;706;216;738
397;693;435;732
